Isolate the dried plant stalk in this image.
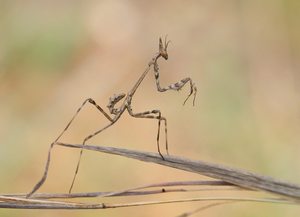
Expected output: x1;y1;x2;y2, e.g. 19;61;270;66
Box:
57;143;300;202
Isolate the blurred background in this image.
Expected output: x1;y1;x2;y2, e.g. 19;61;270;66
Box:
0;0;300;216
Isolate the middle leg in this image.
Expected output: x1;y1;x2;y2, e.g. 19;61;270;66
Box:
127;108;168;159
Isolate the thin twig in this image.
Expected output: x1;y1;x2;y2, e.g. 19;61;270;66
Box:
4;180;235;199
57;142;300;202
4;187;238;200
0;196;294;209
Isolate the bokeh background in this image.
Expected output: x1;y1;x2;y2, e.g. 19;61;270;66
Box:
0;0;300;216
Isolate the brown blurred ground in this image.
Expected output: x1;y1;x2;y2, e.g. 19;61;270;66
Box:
0;0;300;216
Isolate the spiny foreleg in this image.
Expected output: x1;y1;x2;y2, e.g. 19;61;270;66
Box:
153;62;197;105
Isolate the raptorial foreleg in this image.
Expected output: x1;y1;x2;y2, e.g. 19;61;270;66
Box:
153;62;197;106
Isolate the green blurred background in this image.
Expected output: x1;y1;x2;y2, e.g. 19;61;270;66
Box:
0;0;300;216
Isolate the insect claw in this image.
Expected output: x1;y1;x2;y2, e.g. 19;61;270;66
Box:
159;152;165;160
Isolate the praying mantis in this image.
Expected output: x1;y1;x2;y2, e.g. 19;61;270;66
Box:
27;36;197;197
